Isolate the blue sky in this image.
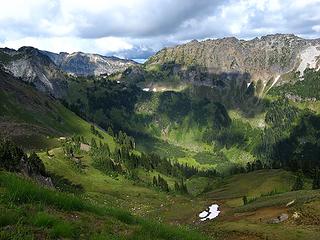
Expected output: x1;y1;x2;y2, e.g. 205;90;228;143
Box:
0;0;319;60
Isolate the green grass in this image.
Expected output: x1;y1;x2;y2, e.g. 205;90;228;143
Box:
186;176;212;196
176;157;214;170
50;221;77;238
32;212;59;228
0;172;88;212
135;134;186;158
211;221;320;240
0;209;20;227
38;147;171;210
205;169;309;207
234;189;320;213
0;80;116;151
0;171;209;240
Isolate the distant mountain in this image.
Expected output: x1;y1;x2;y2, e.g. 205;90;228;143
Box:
43;51;138;77
146;34;320;91
0;47;138;97
0;47;67;98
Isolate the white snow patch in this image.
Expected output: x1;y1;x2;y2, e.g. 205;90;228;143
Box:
266;74;280;93
199;204;220;221
297;46;320;77
116;80;120;84
142;88;150;92
247;82;251;88
152;88;157;92
271;75;280;88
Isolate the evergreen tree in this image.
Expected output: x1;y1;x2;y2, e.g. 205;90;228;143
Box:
107;127;114;137
157;175;169;192
174;179;188;194
254;160;263;170
292;171;304;191
27;152;46;176
174;181;180;192
246;162;252;172
153;176;158;186
0;139;25;171
91;138;97;149
312;168;320;190
243;196;248;205
90;125;95;134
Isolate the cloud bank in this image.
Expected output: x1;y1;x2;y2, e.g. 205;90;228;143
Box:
0;0;319;60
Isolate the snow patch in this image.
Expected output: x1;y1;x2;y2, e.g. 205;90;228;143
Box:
143;88;150;92
199;204;220;221
297;46;320;77
266;75;280;93
270;75;280;88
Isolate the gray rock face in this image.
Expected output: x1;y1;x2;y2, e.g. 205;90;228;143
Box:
147;34;320;87
43;51;137;76
0;47;67;98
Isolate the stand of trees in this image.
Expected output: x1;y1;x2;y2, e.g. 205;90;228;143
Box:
59;128;218;193
271;113;320;175
174;180;188;194
0;139;46;176
153;175;169;192
90;125;104;139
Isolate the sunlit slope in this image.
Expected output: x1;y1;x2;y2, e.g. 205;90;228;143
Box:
0;69;115;150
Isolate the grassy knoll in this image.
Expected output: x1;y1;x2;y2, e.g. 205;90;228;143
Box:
189;169;320;240
38;147;174;214
0;171;209;240
205;169;309;207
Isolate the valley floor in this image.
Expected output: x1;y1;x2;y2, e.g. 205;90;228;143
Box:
36;146;320;240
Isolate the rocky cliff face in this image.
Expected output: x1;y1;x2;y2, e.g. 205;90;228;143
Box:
0;47;67;98
43;51;137;76
0;46;137;97
147;34;320;89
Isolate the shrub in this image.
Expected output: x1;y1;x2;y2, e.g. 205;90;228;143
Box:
0;209;19;227
50;222;76;238
242;196;248;205
32;212;58;228
292;171;304;191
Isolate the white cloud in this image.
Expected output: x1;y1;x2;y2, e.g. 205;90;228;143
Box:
312;25;320;32
0;0;319;58
0;36;133;55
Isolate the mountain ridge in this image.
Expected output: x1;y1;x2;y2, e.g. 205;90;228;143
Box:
43;50;138;77
146;34;320;89
0;46;67;98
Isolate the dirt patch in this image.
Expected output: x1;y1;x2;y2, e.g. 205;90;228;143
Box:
220;206;288;224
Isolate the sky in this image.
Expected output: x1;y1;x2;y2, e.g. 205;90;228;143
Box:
0;0;319;61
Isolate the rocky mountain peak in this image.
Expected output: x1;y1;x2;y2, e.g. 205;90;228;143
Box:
43;51;138;77
147;34;320;90
0;47;67;98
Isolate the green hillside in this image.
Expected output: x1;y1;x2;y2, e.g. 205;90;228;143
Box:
1;51;320;240
0;69;115;151
0;171;207;240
